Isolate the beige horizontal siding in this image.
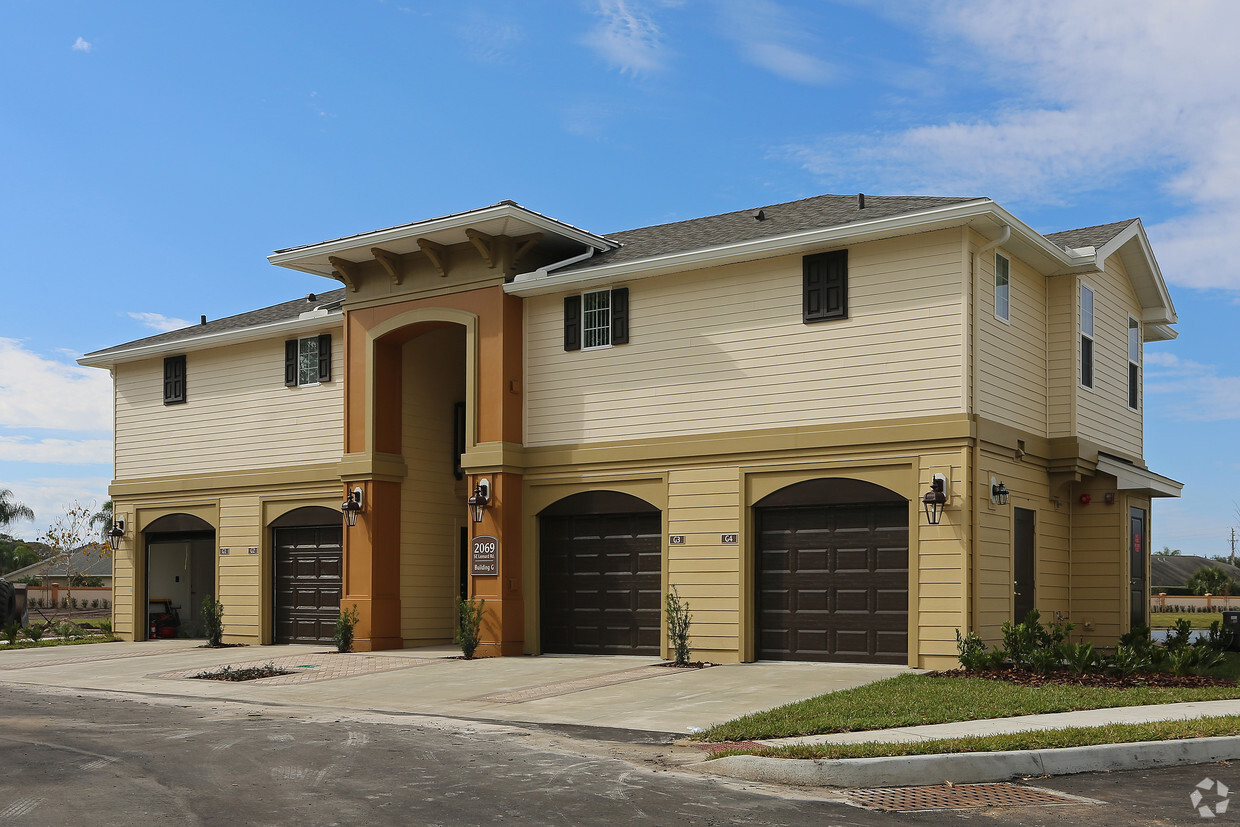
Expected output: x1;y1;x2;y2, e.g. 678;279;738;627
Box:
114;329;343;479
1077;257;1143;456
525;231;966;446
975;245;1048;435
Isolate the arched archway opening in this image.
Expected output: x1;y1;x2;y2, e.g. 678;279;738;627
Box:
754;478;908;663
538;491;661;655
269;506;343;644
144;513;215;640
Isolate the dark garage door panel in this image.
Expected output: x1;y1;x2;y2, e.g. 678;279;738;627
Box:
275;525;343;645
540;512;661;655
757;502;908;664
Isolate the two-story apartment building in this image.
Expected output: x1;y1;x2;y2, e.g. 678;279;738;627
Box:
80;194;1181;668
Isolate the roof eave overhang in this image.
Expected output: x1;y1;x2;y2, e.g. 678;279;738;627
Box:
1095;221;1178;327
267;203;618;277
1095;455;1183;498
505;200;1095;296
78;311;343;368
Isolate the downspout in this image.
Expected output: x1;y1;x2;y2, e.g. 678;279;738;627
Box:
527;244;598;279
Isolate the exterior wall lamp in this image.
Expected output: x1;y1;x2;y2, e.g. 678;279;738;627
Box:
108;518;125;551
991;479;1010;506
467;479;490;523
922;474;948;525
342;487;364;527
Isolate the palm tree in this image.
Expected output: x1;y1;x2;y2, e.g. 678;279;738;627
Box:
1186;566;1240;596
90;500;114;540
0;489;34;528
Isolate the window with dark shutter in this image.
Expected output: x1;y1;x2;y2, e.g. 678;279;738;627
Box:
803;250;847;323
284;340;298;387
317;333;332;382
564;295;582;351
610;287;629;345
163;355;186;405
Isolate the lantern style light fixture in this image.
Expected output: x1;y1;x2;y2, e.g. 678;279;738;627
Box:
922;474;948;525
991;480;1010;506
341;487;364;527
107;518;126;551
467;479;491;523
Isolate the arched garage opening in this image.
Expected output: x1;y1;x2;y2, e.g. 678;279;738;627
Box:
538;491;661;655
270;506;343;645
754;478;908;664
144;513;215;640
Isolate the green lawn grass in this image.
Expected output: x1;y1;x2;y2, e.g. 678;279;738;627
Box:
711;715;1240;760
701;672;1240;742
1149;611;1224;629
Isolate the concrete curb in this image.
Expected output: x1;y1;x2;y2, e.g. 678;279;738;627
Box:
705;736;1240;787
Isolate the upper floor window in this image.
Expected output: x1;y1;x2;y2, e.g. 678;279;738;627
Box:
1080;283;1094;389
563;288;629;351
163;355;186;405
803;249;848;323
285;334;332;387
994;254;1010;321
1128;316;1140;410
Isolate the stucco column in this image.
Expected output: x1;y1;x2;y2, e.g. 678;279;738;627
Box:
470;471;524;657
342;480;403;651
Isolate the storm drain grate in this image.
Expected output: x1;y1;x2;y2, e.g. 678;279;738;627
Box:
847;783;1090;812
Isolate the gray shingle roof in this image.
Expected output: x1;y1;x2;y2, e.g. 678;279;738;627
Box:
1045;219;1137;251
84;288;345;358
1151;554;1240;589
557;194;984;272
3;549;112;580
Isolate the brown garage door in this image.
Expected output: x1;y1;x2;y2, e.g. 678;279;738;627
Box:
540;511;661;655
756;502;908;663
274;525;343;645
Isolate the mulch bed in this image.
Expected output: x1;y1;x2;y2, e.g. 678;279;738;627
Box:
657;661;714;669
928;666;1237;688
191;662;292;682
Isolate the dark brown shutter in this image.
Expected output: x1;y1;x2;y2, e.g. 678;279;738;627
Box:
564;295;581;351
285;340;298;387
803;250;848;323
317;334;332;382
163;355;186;405
610;287;629;345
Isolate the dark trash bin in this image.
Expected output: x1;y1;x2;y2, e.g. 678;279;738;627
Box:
1222;611;1240;651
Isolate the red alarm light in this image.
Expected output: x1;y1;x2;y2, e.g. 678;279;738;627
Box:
1079;494;1091;505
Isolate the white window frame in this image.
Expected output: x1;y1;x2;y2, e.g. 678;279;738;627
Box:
994;253;1011;322
581;289;612;350
1079;282;1095;391
296;335;321;387
1128;315;1140;410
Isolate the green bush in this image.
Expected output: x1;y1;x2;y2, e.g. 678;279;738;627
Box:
23;623;44;642
201;595;224;646
665;586;693;665
2;621;19;645
97;617;112;638
333;604;359;653
454;596;485;659
1064;641;1098;675
56;621;85;639
1000;609;1073;669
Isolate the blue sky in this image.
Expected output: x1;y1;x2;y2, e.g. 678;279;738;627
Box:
1;1;1237;554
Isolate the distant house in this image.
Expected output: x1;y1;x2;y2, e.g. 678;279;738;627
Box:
1151;555;1240;592
3;549;113;587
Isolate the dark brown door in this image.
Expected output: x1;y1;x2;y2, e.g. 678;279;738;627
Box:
756;502;908;664
1013;507;1036;621
274;525;343;645
1131;507;1147;630
539;512;661;655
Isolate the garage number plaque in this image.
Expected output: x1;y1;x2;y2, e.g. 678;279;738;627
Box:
471;535;499;575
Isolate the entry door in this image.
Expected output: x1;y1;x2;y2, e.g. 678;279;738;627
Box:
1130;507;1147;630
1013;508;1036;621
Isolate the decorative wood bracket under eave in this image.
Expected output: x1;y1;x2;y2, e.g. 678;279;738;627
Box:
417;238;449;277
512;232;543;267
465;229;497;269
328;256;362;292
371;247;405;285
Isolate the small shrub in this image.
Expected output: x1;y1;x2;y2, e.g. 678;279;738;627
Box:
91;599;100;609
1064;641;1098;675
1164;618;1194;652
1167;645;1203;677
2;621;20;645
1107;643;1153;677
23;624;44;642
97;617;112;638
56;621;85;639
60;597;69;609
666;586;693;665
1000;609;1074;669
1026;647;1063;675
1199;621;1233;653
201;595;224;646
333;604;360;653
102;599;110;609
454;595;485;659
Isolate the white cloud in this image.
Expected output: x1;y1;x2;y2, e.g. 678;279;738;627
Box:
72;37;91;53
781;0;1240;290
126;311;192;332
0;338;111;432
1144;352;1240;421
0;436;112;465
715;1;835;85
584;0;668;74
0;477;111;541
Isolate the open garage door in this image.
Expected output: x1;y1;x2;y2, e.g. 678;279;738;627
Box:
539;491;661;655
755;479;908;664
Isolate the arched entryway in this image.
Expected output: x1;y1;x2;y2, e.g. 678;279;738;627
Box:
754;478;908;663
538;491;661;655
270;506;343;645
144;513;215;640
